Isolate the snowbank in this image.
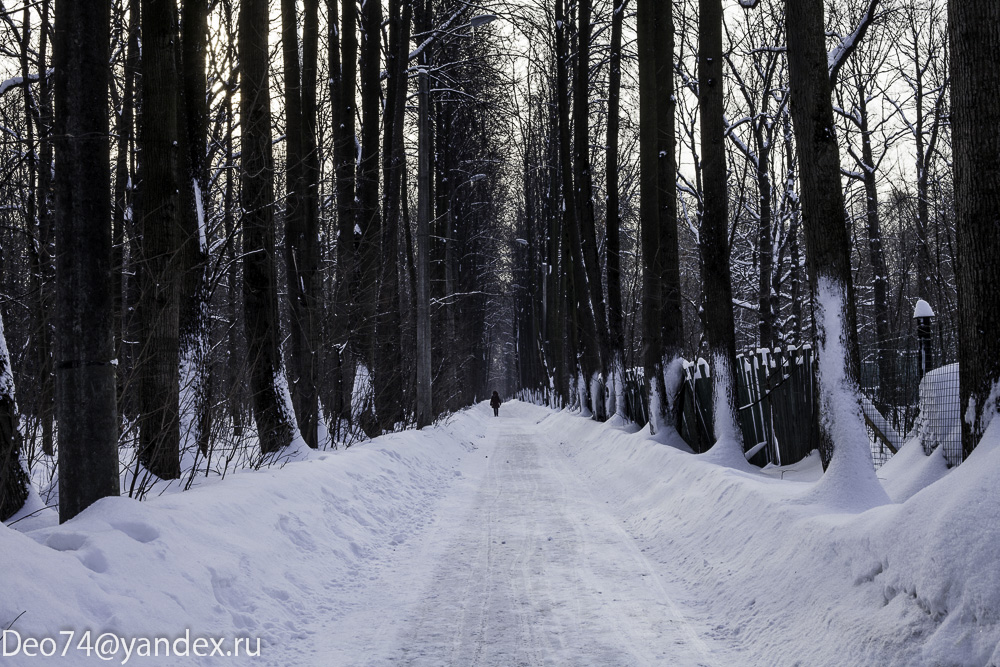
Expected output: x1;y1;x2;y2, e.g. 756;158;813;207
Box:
2;408;495;665
4;400;997;666
539;407;1000;667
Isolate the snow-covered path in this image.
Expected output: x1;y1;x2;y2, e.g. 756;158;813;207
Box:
307;404;724;666
9;400;996;666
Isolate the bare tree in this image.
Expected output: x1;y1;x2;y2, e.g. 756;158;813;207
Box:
239;0;297;453
1;313;29;521
700;0;744;460
136;0;182;479
281;0;321;447
785;0;884;499
605;0;628;419
330;0;358;434
556;0;601;410
638;0;683;433
951;0;1000;458
53;0;120;521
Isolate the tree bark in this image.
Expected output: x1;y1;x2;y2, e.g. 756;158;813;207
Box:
606;0;627;418
53;0;120;521
655;0;683;374
785;0;880;494
950;0;1000;458
356;0;383;432
330;0;356;433
113;0;138;437
638;0;681;432
177;0;214;457
637;0;666;431
137;0;182;479
378;0;410;431
574;0;611;403
240;0;296;454
1;313;29;521
556;0;601;408
416;55;433;428
282;0;321;447
699;0;743;456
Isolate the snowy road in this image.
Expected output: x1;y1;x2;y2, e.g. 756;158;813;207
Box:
305;404;725;667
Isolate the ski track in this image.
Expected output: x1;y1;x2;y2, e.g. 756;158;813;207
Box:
295;403;728;667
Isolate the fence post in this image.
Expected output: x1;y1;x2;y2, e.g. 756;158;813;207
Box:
914;299;935;376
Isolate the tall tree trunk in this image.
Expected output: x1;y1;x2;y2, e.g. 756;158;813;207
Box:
415;36;433;428
179;0;213;457
224;78;244;436
655;0;683;394
137;0;182;479
377;0;410;431
574;0;611;410
544;92;565;404
606;0;627;419
22;3;55;457
53;0;120;521
240;0;296;454
951;0;1000;458
556;0;601;410
756;143;775;348
1;313;30;521
300;0;320;441
637;0;667;432
330;0;357;433
638;0;682;431
36;0;55;457
356;0;382;432
856;94;894;409
113;0;138;441
699;0;744;460
282;0;320;447
785;0;883;502
120;0;143;424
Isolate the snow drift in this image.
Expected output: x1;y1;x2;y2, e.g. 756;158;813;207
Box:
3;400;998;666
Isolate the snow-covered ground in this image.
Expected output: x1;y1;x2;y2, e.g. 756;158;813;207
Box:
3;401;999;666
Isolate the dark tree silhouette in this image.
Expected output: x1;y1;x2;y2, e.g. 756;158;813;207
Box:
951;0;1000;458
53;0;120;521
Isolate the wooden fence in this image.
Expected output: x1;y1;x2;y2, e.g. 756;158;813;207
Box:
616;347;817;467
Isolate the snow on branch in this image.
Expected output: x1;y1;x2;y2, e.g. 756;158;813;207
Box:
828;0;880;86
0;69;51;99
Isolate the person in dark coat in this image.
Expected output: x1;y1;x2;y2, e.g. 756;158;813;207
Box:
490;391;502;417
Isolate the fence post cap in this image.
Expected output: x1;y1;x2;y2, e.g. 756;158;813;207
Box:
913;299;935;319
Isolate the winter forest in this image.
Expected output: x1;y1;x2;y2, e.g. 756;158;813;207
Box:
1;0;1000;663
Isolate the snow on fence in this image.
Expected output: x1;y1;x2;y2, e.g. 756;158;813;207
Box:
916;363;962;467
521;345;962;471
674;347;816;467
622;347;961;471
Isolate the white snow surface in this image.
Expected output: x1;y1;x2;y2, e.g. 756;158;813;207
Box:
914;298;935;319
4;401;1000;666
808;277;890;511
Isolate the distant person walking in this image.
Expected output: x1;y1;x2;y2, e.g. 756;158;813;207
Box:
490;391;502;417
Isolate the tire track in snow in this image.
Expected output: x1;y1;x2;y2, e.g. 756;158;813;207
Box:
316;404;729;666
